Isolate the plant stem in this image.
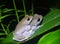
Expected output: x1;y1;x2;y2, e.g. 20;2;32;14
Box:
22;0;26;16
0;9;8;35
0;9;1;22
13;0;19;22
1;23;8;35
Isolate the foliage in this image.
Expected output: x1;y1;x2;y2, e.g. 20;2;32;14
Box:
37;29;60;44
0;0;60;44
22;8;60;43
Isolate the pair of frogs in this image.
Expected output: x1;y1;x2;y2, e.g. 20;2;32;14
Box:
13;14;43;42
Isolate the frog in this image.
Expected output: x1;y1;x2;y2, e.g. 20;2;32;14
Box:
13;14;43;42
13;15;33;41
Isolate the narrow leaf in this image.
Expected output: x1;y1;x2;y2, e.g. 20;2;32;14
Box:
0;14;12;20
0;33;5;35
2;8;14;13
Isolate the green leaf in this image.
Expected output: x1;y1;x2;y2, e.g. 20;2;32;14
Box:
1;32;20;44
2;8;14;13
26;8;60;42
0;33;5;35
37;29;60;44
13;0;19;22
1;8;60;44
0;14;12;20
42;8;60;24
0;38;5;40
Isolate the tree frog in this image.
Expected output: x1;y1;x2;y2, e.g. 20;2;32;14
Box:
21;14;43;42
28;14;43;31
13;15;33;41
13;14;43;42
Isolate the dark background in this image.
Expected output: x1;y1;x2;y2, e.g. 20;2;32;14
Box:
0;0;60;14
0;0;60;44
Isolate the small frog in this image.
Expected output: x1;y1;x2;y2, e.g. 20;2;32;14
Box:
13;15;33;41
21;14;43;42
13;14;43;42
28;14;43;31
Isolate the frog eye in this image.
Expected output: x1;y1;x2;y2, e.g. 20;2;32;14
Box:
27;17;30;21
37;18;40;22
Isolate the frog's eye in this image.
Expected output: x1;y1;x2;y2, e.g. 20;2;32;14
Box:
37;18;40;22
27;17;30;21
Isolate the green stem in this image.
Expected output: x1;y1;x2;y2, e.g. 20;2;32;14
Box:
22;0;26;16
0;9;8;35
0;9;1;22
13;0;19;22
1;23;8;35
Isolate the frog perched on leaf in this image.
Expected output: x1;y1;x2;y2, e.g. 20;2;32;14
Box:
13;14;43;42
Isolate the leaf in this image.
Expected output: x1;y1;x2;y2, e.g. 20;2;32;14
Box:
0;33;5;35
37;29;60;44
0;38;5;40
13;0;19;22
1;32;20;44
42;8;60;24
0;14;12;20
1;8;60;44
25;8;60;42
2;8;14;13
